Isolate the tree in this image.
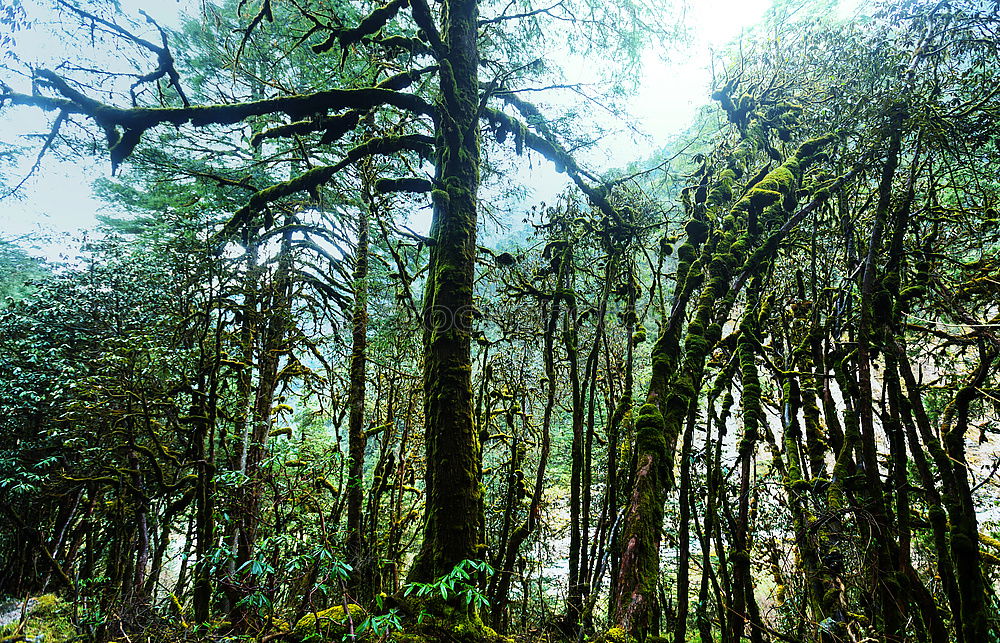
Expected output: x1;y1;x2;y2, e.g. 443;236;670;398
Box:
1;0;674;628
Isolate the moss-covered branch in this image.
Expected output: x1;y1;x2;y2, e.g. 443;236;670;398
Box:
374;177;433;194
408;0;443;54
5;69;434;170
482;106;613;218
312;0;410;54
221;134;433;236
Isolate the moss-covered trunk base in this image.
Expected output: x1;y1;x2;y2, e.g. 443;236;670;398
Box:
387;598;512;643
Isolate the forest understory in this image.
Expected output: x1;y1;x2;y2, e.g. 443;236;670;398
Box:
2;0;1000;641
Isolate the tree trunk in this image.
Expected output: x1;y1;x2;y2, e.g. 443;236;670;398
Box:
347;199;370;597
407;0;484;586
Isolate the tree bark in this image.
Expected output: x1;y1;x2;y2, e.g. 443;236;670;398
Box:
407;0;484;586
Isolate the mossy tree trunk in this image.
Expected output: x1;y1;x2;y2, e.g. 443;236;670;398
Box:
731;300;764;643
407;0;484;587
346;190;371;598
193;291;224;623
229;225;293;628
563;242;587;632
613;137;834;641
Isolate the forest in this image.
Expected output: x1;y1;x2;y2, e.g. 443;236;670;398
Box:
1;0;999;641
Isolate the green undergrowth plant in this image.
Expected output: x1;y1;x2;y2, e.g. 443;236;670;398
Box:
403;559;493;611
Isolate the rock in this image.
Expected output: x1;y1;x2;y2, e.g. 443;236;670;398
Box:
293;604;364;640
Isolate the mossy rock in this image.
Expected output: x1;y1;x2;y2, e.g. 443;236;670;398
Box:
0;594;75;642
263;615;291;634
594;626;635;643
293;604;364;640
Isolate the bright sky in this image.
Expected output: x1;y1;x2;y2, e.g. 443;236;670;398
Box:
0;0;773;257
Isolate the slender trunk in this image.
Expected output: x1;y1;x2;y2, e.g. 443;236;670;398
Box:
856;109;905;639
672;403;696;643
347;201;370;596
565;250;586;631
946;345;995;643
489;275;562;630
731;313;763;643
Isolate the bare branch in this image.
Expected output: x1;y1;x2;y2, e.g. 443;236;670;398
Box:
1;109;67;199
478;0;567;26
374;177;432;194
55;0;189;107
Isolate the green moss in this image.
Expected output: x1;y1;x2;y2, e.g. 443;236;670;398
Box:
635;404;667;458
431;189;450;207
293;604;365;640
676;242;696;263
0;594;75;642
745;188;782;213
602;626;634;643
707;173;734;206
387;600;513;643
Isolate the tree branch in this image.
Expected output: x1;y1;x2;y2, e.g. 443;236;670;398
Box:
221;134;434;236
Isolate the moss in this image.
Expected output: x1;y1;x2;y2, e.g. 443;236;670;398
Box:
294;604;365;640
602;626;634;643
745;188;781;214
739;327;763;445
0;594;75;642
386;599;512;643
729;549;751;565
431;188;450;207
316;476;339;494
981;550;1000;566
635;403;667;466
707;170;736;206
755;166;795;195
266;616;291;632
676;242;696;263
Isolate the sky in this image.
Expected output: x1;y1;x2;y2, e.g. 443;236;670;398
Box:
0;0;775;258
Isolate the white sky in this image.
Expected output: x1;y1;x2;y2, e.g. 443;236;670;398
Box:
0;0;774;257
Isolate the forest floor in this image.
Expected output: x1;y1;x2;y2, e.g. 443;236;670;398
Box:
0;595;75;643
